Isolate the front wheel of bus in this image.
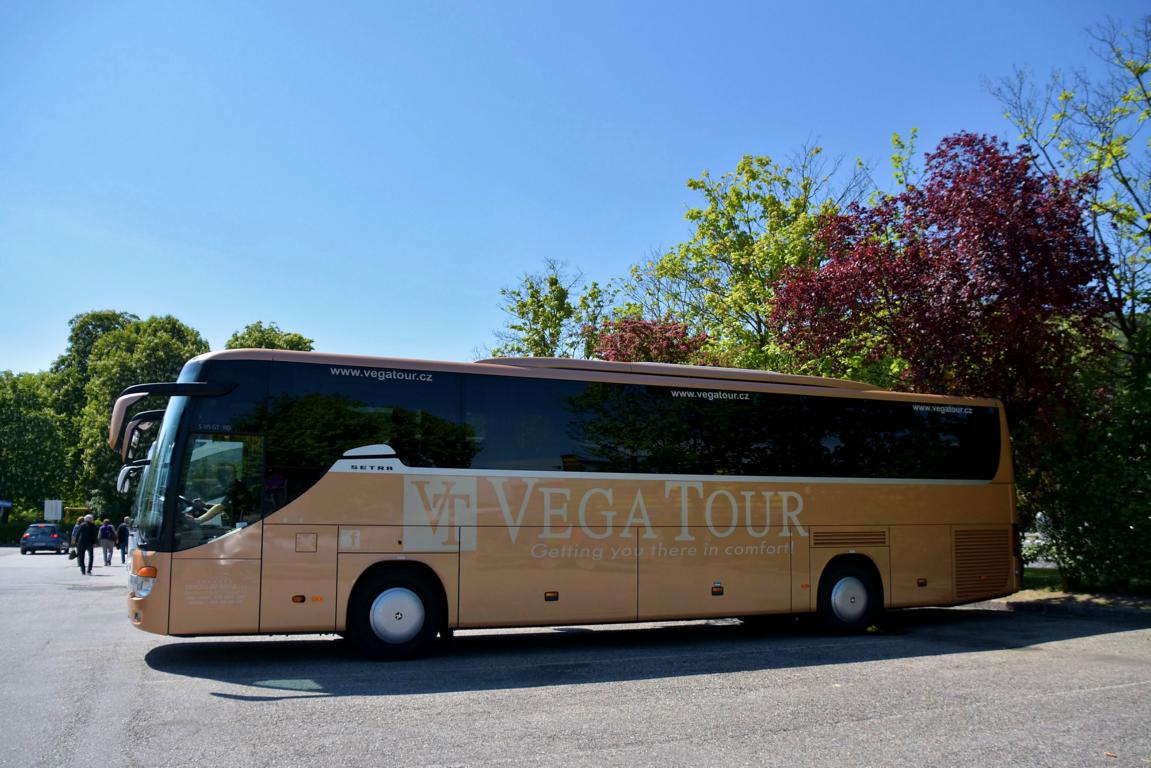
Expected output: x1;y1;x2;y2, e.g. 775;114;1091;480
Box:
817;561;880;633
348;570;443;660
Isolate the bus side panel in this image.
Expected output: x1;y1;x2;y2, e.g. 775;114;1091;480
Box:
166;522;264;635
168;558;262;635
272;473;404;526
459;526;638;628
638;527;792;620
889;525;953;607
335;552;460;633
791;538;811;612
260;524;339;633
801;484;1012;527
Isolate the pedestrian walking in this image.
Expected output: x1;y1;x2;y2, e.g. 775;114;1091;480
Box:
75;514;96;575
98;519;117;566
116;517;132;564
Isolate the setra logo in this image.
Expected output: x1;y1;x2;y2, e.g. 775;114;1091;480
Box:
403;477;478;552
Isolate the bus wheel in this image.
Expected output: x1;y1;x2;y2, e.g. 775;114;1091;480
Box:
817;561;880;633
348;570;442;660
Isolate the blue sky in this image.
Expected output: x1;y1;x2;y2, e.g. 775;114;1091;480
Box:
1;1;1145;374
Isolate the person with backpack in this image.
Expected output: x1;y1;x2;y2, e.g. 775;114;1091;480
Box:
98;519;117;567
75;515;96;575
116;517;132;564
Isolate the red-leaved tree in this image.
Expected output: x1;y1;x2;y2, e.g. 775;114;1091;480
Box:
773;132;1109;421
592;318;714;365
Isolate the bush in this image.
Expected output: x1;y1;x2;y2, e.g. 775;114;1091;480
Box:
1031;344;1151;592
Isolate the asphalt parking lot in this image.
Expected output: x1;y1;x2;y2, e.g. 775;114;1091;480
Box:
1;548;1148;768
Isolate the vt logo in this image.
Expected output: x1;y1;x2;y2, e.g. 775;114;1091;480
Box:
403;477;478;551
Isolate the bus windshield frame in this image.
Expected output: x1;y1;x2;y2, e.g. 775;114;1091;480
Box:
132;395;188;551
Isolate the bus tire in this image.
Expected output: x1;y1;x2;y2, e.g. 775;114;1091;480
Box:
817;560;880;633
348;569;443;660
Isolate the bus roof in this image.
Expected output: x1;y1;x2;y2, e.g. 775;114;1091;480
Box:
477;357;879;391
187;348;878;391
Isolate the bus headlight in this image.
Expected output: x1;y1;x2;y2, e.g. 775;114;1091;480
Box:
131;566;158;598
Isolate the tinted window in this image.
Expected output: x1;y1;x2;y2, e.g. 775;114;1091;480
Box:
174;359;1001;518
800;396;1000;479
465;375;999;480
172;433;265;550
189;360;270;435
265;362;471;507
467;375;602;471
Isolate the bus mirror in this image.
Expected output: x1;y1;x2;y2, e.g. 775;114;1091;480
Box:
116;464;145;494
108;381;237;453
122;411;164;461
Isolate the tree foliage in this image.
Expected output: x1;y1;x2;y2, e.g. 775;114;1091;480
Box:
773;132;1123;580
0;371;68;518
774;132;1109;418
624;148;868;369
489;260;611;358
76;316;209;515
226;321;314;351
48;310;139;499
591;318;714;365
983;17;1151;587
50;310;140;419
1029;344;1151;589
992;16;1151;361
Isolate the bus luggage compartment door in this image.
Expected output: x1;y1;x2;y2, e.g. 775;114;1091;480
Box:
260;524;339;632
459;526;638;627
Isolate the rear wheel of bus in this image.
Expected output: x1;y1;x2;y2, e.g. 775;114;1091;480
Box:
817;559;881;633
348;569;443;660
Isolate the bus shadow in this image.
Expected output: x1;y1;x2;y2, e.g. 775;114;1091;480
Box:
142;607;1148;701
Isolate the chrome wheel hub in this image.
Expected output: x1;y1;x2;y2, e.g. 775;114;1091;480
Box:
369;587;425;644
830;576;868;623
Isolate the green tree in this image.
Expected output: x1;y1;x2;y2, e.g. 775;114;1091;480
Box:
1030;334;1151;590
51;311;140;412
992;16;1150;363
48;310;139;500
990;16;1151;588
0;371;69;520
490;260;611;358
226;321;314;351
75;316;209;515
625;147;868;369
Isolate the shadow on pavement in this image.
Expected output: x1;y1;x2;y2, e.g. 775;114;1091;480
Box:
142;606;1147;701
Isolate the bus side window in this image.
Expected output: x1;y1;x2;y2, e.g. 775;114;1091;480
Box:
177;433;265;537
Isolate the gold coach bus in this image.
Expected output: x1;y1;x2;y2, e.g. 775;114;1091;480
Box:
109;350;1020;659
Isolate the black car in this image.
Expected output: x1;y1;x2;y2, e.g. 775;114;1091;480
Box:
20;523;69;555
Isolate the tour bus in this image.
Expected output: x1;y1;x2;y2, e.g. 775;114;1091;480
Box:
109;349;1020;659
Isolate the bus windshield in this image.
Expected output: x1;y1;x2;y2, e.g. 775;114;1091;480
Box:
133;396;188;550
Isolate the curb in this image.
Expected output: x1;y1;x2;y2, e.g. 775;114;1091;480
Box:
980;596;1151;624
